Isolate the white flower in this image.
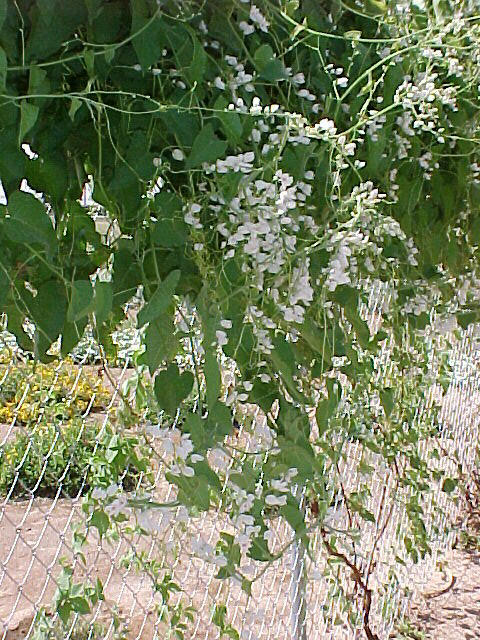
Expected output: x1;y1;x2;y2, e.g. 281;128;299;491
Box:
182;465;195;477
336;76;349;88
317;118;337;134
249;5;269;32
270;479;289;492
210;448;230;471
239;21;254;35
214;77;226;90
105;494;129;517
265;494;287;507
250;96;262;116
172;148;184;161
137;507;173;534
216;330;228;346
213;554;228;568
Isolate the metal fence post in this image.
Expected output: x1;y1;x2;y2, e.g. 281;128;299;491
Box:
291;537;307;640
291;483;307;640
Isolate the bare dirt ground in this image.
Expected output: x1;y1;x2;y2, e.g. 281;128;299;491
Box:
408;546;480;640
0;498;166;640
2;494;480;640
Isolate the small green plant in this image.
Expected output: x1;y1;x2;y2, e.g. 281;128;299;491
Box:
32;609;106;640
392;620;426;640
0;418;151;498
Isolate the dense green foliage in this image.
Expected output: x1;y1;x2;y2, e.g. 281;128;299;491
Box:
1;0;480;635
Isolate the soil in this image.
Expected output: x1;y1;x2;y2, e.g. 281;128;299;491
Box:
408;546;480;640
0;498;165;640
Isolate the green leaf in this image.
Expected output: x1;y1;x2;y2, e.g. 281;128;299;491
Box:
380;388;395;417
248;534;275;562
131;0;163;70
90;509;110;536
18;101;39;144
269;336;307;404
184;413;211;451
241;579;252;596
151;218;189;247
0;0;6;33
205;349;221;409
94;577;105;602
254;44;287;82
93;281;113;326
185;34;207;86
186;124;228;169
224;627;240;640
154;364;194;416
197;288;221;409
69;97;83;121
29;65;49;98
316;379;342;435
112;248;142;306
61;318;88;357
214;96;243;145
29;280;67;360
206;401;232;442
212;604;227;628
457;311;478;330
57;602;72;625
169;473;210;511
193;460;222;492
70;596;91;615
0;47;6;92
442;478;457;494
4;190;55;251
84;49;95;77
280;500;306;537
138;313;176;374
68;280;94;322
138;270;180;327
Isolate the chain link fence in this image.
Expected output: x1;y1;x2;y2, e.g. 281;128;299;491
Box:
0;299;479;640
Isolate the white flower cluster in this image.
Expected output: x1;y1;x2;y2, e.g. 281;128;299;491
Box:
210;166;318;347
394;71;457;143
223;55;255;93
91;484;132;519
264;468;297;508
239;4;269;35
192;537;228;568
278;259;314;324
324;182;419;291
146;424;203;477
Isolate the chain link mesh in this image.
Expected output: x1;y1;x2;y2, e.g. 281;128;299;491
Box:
0;298;479;640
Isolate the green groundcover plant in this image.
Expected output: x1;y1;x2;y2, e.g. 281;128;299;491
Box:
0;418;150;498
0;0;479;636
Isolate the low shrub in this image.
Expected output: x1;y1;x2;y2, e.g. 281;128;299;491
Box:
0;356;111;425
0;418;150;499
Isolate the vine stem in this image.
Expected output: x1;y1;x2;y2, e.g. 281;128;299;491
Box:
321;529;380;640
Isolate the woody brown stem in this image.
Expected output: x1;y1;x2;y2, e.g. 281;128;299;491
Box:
321;528;380;640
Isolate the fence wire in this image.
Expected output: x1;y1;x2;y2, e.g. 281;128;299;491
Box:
0;299;479;640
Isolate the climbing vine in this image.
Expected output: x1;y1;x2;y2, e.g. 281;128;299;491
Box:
1;0;480;635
